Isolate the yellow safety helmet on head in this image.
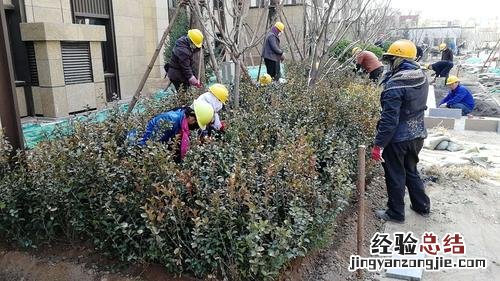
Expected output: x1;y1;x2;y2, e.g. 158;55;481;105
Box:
352;47;362;56
209;83;229;104
275;22;285;32
259;74;272;86
446;75;460;85
383;39;417;60
439;43;447;51
188;29;204;48
192;100;214;130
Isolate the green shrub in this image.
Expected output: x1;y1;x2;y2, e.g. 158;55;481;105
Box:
0;64;380;280
381;41;393;52
330;39;353;63
330;39;385;63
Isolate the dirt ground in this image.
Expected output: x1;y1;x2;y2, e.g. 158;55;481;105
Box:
377;130;500;281
286;129;500;281
0;244;199;281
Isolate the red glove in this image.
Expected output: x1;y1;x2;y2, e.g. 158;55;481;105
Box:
371;146;383;162
195;81;203;89
220;121;227;131
188;76;201;88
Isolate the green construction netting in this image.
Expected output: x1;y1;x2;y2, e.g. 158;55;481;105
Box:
23;90;171;148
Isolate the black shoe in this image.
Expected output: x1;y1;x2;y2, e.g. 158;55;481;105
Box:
410;205;430;218
375;210;405;224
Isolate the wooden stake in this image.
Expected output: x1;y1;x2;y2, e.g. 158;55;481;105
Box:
357;145;366;279
281;9;304;61
126;4;184;115
256;7;270;83
197;45;203;81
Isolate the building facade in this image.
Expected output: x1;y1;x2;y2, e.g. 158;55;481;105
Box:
3;0;169;118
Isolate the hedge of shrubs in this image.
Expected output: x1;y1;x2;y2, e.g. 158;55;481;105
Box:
0;64;380;280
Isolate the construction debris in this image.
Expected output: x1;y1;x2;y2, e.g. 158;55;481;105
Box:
424;134;463;152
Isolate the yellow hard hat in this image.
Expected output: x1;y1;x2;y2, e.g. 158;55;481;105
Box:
446;75;460;85
192;99;214;130
188;29;204;48
383;39;417;60
439;43;447;51
352;47;362;56
275;22;285;32
259;74;272;86
209;83;229;104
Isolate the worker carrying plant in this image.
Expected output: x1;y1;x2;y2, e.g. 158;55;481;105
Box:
166;29;204;92
371;39;431;223
262;22;285;81
195;83;229;132
352;47;385;82
137;100;214;162
424;43;454;84
438;75;475;116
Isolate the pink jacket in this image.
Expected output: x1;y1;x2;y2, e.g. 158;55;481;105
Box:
180;117;190;160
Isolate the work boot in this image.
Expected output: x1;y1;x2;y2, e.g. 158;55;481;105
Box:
410;205;430;218
375;210;404;224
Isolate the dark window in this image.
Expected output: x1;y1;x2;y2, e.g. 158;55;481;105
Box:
61;42;93;85
25;42;39;86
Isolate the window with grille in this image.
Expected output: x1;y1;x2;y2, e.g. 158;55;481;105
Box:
26;42;39;86
71;0;110;19
283;0;303;5
61;42;93;85
250;0;266;7
250;0;303;8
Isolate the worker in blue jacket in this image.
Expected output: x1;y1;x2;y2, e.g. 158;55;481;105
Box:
438;75;475;116
371;40;431;224
128;100;214;162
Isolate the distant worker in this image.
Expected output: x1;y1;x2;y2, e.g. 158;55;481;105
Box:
259;74;273;87
166;29;204;92
262;22;285;81
138;100;214;162
425;43;454;83
196;83;229;132
438;75;475;116
372;39;431;223
352;47;384;82
440;43;453;62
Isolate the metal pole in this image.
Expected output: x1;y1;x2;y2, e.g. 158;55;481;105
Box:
0;2;24;150
356;145;366;279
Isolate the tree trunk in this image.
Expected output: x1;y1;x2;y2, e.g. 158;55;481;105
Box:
233;58;241;108
268;0;279;27
192;0;222;82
